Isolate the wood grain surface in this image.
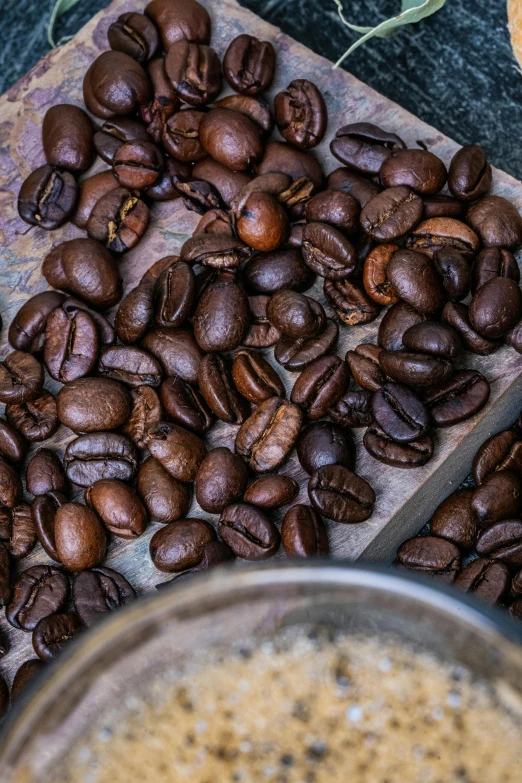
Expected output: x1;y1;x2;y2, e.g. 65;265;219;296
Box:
1;0;522;679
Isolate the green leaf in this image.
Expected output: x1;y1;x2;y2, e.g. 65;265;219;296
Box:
333;0;447;68
47;0;81;48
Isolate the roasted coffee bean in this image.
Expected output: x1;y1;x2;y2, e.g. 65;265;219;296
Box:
291;355;349;420
165;41;222;106
468;195;522;249
32;613;82;661
194;208;234;236
476;520;522;566
0;459;23;508
472;430;522;486
73;567;135;627
219;503;280;560
137;456;191;523
511;570;522;597
115;283;155;345
0;505;36;559
235;191;289;252
142;326;203;384
379;350;452;388
327;166;381;207
195;447;248;514
396;536;461;583
199;108;263;172
44;306;98;382
274;79;327;149
8;291;65;353
26;449;68;496
346;344;385;391
160;376;213;433
472;247;520;294
0;542;10;607
145;421;206;482
145;0;210;48
378;301;427;352
0;351;43;405
309;464;374;523
472;469;522;528
55;502;106;571
275;318;338;371
455;558;510;605
6;566;68;631
361;186;423;242
93;117;151;164
424;370;490;427
281;505;329;558
57;377;130;433
442;301;499;355
447;144;492;201
267;290;325;340
198;353;249;424
324;278;380;326
122;386;163;449
328;390;374;428
430;488;476;549
387;249;445;314
256;141;324;192
98;346;162;388
145;254;178;284
194;271;249;352
433;247;471;301
87;187;149;254
6;391;58;442
302;222;356;280
215;94;274;135
113;140;163;190
162;109;206;161
243;296;281;348
423;194;464;220
83;51;151;118
232;349;285;405
17;165;78;230
372;382;429;443
236;397;302;473
85;480;147;539
364;424;434;468
0;419;25;464
11;659;45;702
381;149;447;195
32;492;66;562
180;234;251;269
330;123;405;176
223;34;275;94
297;421;355;476
42;104;94;172
64;433;138;487
362;244;400;306
108;12;159;62
469;277;522;339
244;475;298;510
150;518;216;572
406;217;480;260
305;190;359;235
243;248;315;294
156;541;234;585
402;321;461;358
62;298;115;348
146;156;191;200
42;238;121;311
193;158;252;207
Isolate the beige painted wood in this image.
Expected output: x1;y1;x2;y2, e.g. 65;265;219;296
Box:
0;0;522;677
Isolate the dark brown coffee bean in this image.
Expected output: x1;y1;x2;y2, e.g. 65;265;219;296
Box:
324;278;380;326
17;165;78;230
442;301;500;355
137;456;191;523
236;397;303;473
5;390;57;443
8;291;65;353
291;355;349;420
85;480;147;539
328;390;374;429
26;449;68;496
402;321;461;358
297;421;355;476
194;208;234;237
472;431;522;486
108;12;159;62
406;217;480;260
305;190;360;234
472;247;520;295
57;377;130;432
176;176;224;213
0;351;43;405
379;350;452;388
113;140;163;189
472;470;522;527
87;187;149;254
232;349;285;405
361;186;423;242
364;424;434;468
97;346;162;388
0;459;23;508
396;536;461;582
32;613;82;661
143;55;182;141
64;433;138;487
219;503;280;560
362;244;400;306
43;104;95;172
327;166;381;207
160;376;213;433
0;542;10;607
476;520;522;566
114;284;153;345
122;386;163;449
423;195;464;220
93;117;151;165
378;301;427;352
6;566;68;631
165;41;222;106
195;447;248;514
267;290;325;340
430;488;476;549
0;419;25;464
281;504;329;558
424;369;490;427
309;464;375;523
145;0;210;49
43;306;98;383
180;234;250;269
141;326;203;384
150;518;216;572
346;344;385;391
372;382;429;443
193;271;249;352
387;249;445;314
433;247;471;301
0;505;36;559
162;108;206;161
145;157;191;201
275;318;338;372
215;93;273;136
256;141;324;192
199;107;263;172
145;421;206;482
447;144;492;201
83;51;151;118
244;475;299;510
469;277;522;339
73;567;135;627
223;34;275;94
274;79;327;149
330;123;405;176
243;248;315;294
243;296;281;348
32;491;66;562
198;353;249;424
235;191;289;253
467;195;522;249
156;541;234;585
455;558;510;605
11;659;45;702
302;222;356;280
54;502;106;571
193;158;252;206
381;149;447;195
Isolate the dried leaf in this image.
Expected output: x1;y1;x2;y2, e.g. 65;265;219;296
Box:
47;0;81;48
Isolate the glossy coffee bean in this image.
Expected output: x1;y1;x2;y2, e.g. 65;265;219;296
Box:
83;51;151;118
361;186;423;242
281;505;329;558
396;536;461;583
0;419;25;464
26;449;68;496
380;149;447;195
433;247;471;301
256;141;324;192
8;291;65;353
275;318;338;371
243;248;315;294
309;464;375;523
372;382;429;443
274;79;327;149
156;541;234;584
362;244;400;306
379;350;452;388
235;192;289;252
455;558;510;605
32;492;66;562
469;277;522;339
194;208;234;236
328;390;374;428
145;421;206;482
145;0;210;48
0;351;43;405
64;433;138;487
243;296;281;348
195;447;248;514
73;567;135;627
0;460;23;508
243;475;298;510
54;502;106;571
192;159;251;209
150;518;216;572
329;123;405;176
402;321;461;358
57;378;130;433
472;430;522;486
0;505;36;559
423;194;464;220
424;369;490;427
472;248;519;294
476;520;522;566
143;57;181;140
346;343;385;391
199;108;263;172
162;108;205;161
406;217;479;260
6;566;68;631
297;421;355;476
236;397;303;473
85;480;147;539
324;278;380;326
471;470;522;527
122;386;163;450
215;93;274;135
232;349;285;405
193;271;249;352
10;660;45;702
17;165;77;230
327;166;381;207
198;353;249;424
172;175;223;213
160;376;213;433
219;503;280;560
387;249;445;314
267;290;325;340
180;234;250;270
442;301;499;355
467;195;522;249
448;144;492;201
93;117;151;165
378;301;426;352
113;140;163;190
430;488;476;549
165;41;222;106
42;104;94;172
137;456;191;523
305;190;359;235
32;613;82;661
223;34;275;94
97;346;162;388
364;424;433;468
301;222;356;280
44;306;98;382
62;297;115;347
142;326;203;384
108;12;159;62
291;355;349;420
87;187;149;254
6;391;58;442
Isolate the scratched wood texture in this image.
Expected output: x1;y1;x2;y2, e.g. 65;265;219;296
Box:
1;0;522;680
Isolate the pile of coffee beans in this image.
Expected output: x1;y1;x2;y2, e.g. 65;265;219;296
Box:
4;0;522;713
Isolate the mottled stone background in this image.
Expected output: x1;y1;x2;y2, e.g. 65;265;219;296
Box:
2;0;521;178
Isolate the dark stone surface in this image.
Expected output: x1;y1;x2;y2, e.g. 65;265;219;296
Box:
1;1;520;178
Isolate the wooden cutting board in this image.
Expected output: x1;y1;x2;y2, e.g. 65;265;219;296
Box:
1;0;522;678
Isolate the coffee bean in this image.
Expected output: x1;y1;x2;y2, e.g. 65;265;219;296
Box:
162;108;206;161
42;104;95;172
57;377;130;432
87;187;149;253
195;447;248;514
328;390;374;428
223;33;275;94
387;249;445;314
0;459;23;508
236;397;303;473
297;421;355;475
472;470;522;527
433;247;472;301
150;518;217;572
115;283;154;345
142;326;203;384
361;186;423;242
235;191;289;253
380;149;447;195
0;351;44;405
243;248;315;294
73;567;135;626
64;433;138;486
324;278;380;326
302;222;356;280
198;353;249;424
219;503;280;560
93;117;151;165
281;504;329;558
362;244;400;306
160;376;213;433
424;369;490;427
476;520;522;566
181;235;251;271
0;542;10;607
268;290;325;340
455;558;510;605
329;123;405;176
308;464;375;523
472;430;522;485
6;390;58;443
32;613;82;661
83;51;151;118
275;318;338;372
85;480;147;539
145;0;210;49
194;208;234;237
26;449;69;496
165;41;222;105
423;195;464;220
145;421;206;482
215;94;274;135
396;536;461;582
291;355;350;420
406;217;479;260
363;424;433;468
379;350;452;388
10;659;45;702
17;165;78;230
378;301;426;352
146;160;191;201
256;141;324;192
327;166;381;207
122;386;164;449
8;291;65;353
244;475;299;510
469;277;522;338
98;346;163;388
402;321;461;358
193;270;249;352
193;158;252;207
108;11;159;62
44;305;99;382
442;301;500;355
32;491;66;562
199;108;263;172
372;382;429;443
467;195;522;249
55;502;106;571
346;343;385;391
511;569;522;597
305;190;360;234
430;489;476;549
112;140;163;191
274;79;327;149
0;419;25;464
243;296;281;348
137;456;191;523
471;248;519;294
448;144;492;201
232;349;285;405
0;505;37;560
6;566;68;630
